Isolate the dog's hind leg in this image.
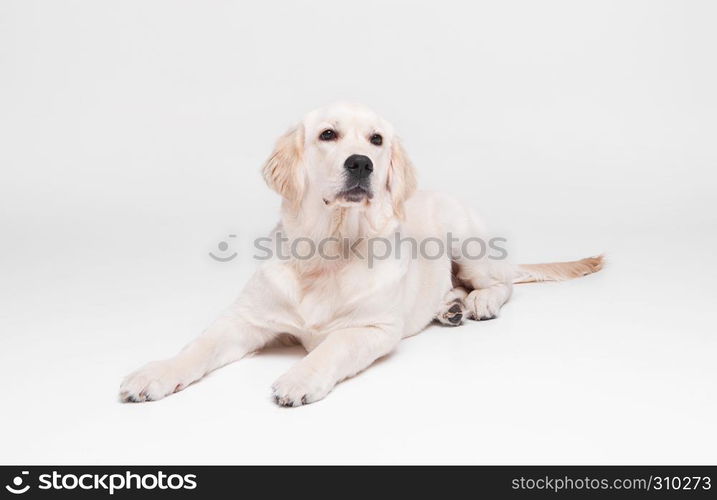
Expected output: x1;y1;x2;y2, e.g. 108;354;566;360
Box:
455;259;513;320
435;286;469;326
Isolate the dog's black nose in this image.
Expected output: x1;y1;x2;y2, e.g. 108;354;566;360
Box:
344;154;373;178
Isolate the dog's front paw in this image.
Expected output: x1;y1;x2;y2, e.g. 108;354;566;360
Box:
119;360;186;403
271;368;332;407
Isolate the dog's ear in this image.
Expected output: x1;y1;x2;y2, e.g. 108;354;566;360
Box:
387;137;417;219
262;125;305;207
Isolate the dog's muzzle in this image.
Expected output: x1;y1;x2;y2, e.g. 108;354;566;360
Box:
338;154;373;202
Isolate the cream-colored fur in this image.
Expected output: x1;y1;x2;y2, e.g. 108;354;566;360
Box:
120;103;603;406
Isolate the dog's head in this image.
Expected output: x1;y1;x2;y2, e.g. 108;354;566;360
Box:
262;103;417;218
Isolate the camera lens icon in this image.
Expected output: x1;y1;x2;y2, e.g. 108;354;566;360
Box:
5;471;30;494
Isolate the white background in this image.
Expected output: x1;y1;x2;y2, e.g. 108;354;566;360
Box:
1;0;715;464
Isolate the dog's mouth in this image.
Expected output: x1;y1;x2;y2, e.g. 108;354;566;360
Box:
338;185;373;203
325;183;373;207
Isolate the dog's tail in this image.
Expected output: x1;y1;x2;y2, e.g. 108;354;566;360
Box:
512;255;604;284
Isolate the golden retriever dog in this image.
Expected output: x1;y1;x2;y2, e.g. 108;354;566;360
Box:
120;103;603;406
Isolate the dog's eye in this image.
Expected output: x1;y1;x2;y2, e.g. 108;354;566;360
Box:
370;133;383;146
319;129;337;141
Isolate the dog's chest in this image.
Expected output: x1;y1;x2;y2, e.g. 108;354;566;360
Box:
290;260;404;334
295;266;366;330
